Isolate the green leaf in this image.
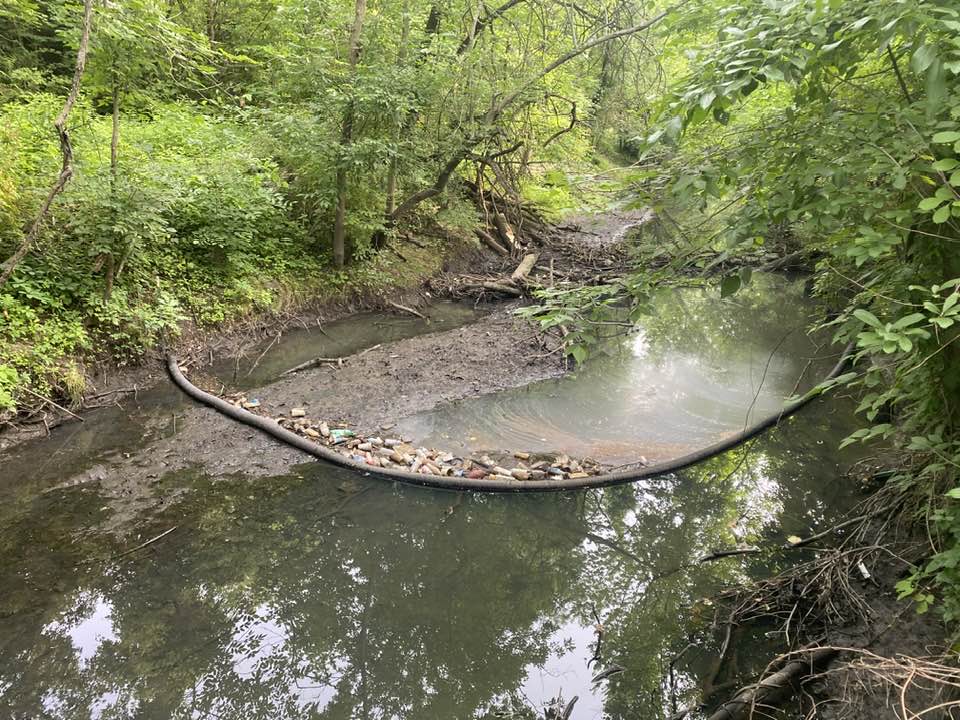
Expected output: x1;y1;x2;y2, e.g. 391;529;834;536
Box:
853;309;882;328
919;196;945;210
892;312;926;329
720;275;741;298
934;205;951;223
933;131;960;144
569;344;587;365
912;44;938;73
933;158;960;171
763;66;785;82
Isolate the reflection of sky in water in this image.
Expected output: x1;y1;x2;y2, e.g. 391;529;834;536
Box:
43;594;117;669
40;594;134;719
519;620;605;719
398;280;827;465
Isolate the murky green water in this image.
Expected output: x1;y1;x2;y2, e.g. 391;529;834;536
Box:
399;275;835;465
0;281;862;719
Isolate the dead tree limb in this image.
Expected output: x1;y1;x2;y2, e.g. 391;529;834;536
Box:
705;647;838;720
386;300;426;319
493;212;516;249
463;281;522;297
475;228;508;255
19;385;84;421
281;356;344;376
0;0;94;289
511;253;539;283
698;546;761;563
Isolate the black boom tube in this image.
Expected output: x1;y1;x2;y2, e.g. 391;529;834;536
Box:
166;343;853;493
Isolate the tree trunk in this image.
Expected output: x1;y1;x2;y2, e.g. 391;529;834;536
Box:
104;74;120;302
332;0;367;269
384;0;410;220
0;0;94;290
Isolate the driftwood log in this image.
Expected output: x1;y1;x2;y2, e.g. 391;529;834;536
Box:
705;646;838;720
463;281;522;296
493;212;516;249
475;228;508;256
510;253;538;284
386;300;426;319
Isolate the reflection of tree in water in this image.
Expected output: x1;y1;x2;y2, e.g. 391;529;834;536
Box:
590;275;823;381
576;407;859;718
641;275;818;363
0;409;857;720
0;470;586;719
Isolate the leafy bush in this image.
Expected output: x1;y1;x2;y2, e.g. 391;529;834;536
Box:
0;96;324;409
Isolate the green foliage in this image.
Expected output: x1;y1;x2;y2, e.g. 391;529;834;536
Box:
0;96;324;405
0;0;672;414
517;279;655;364
620;0;960;620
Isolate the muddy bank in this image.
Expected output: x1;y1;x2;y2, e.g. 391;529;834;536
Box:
207;304;565;438
19;304;562;527
0;231;496;454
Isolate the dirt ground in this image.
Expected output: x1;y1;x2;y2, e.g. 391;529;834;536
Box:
212;304;565;435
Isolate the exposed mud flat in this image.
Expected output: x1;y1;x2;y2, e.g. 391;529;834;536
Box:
3;304;563;528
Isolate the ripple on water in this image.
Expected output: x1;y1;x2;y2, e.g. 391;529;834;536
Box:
397;274;835;465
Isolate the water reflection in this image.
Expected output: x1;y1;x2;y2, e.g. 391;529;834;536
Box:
215;301;483;390
0;399;859;720
397;275;832;465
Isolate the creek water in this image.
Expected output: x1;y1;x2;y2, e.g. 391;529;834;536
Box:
397;275;837;466
0;279;862;720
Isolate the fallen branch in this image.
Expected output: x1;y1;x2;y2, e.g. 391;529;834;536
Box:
87;386;138;401
281;356;344;376
109;526;178;562
493;212;516;249
386;299;426;319
786;514;869;549
246;332;281;377
465;281;523;296
706;646;838;720
757;249;808;273
475;228;508;256
698;546;761;563
18;386;83;422
511;252;539;284
280;342;382;377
